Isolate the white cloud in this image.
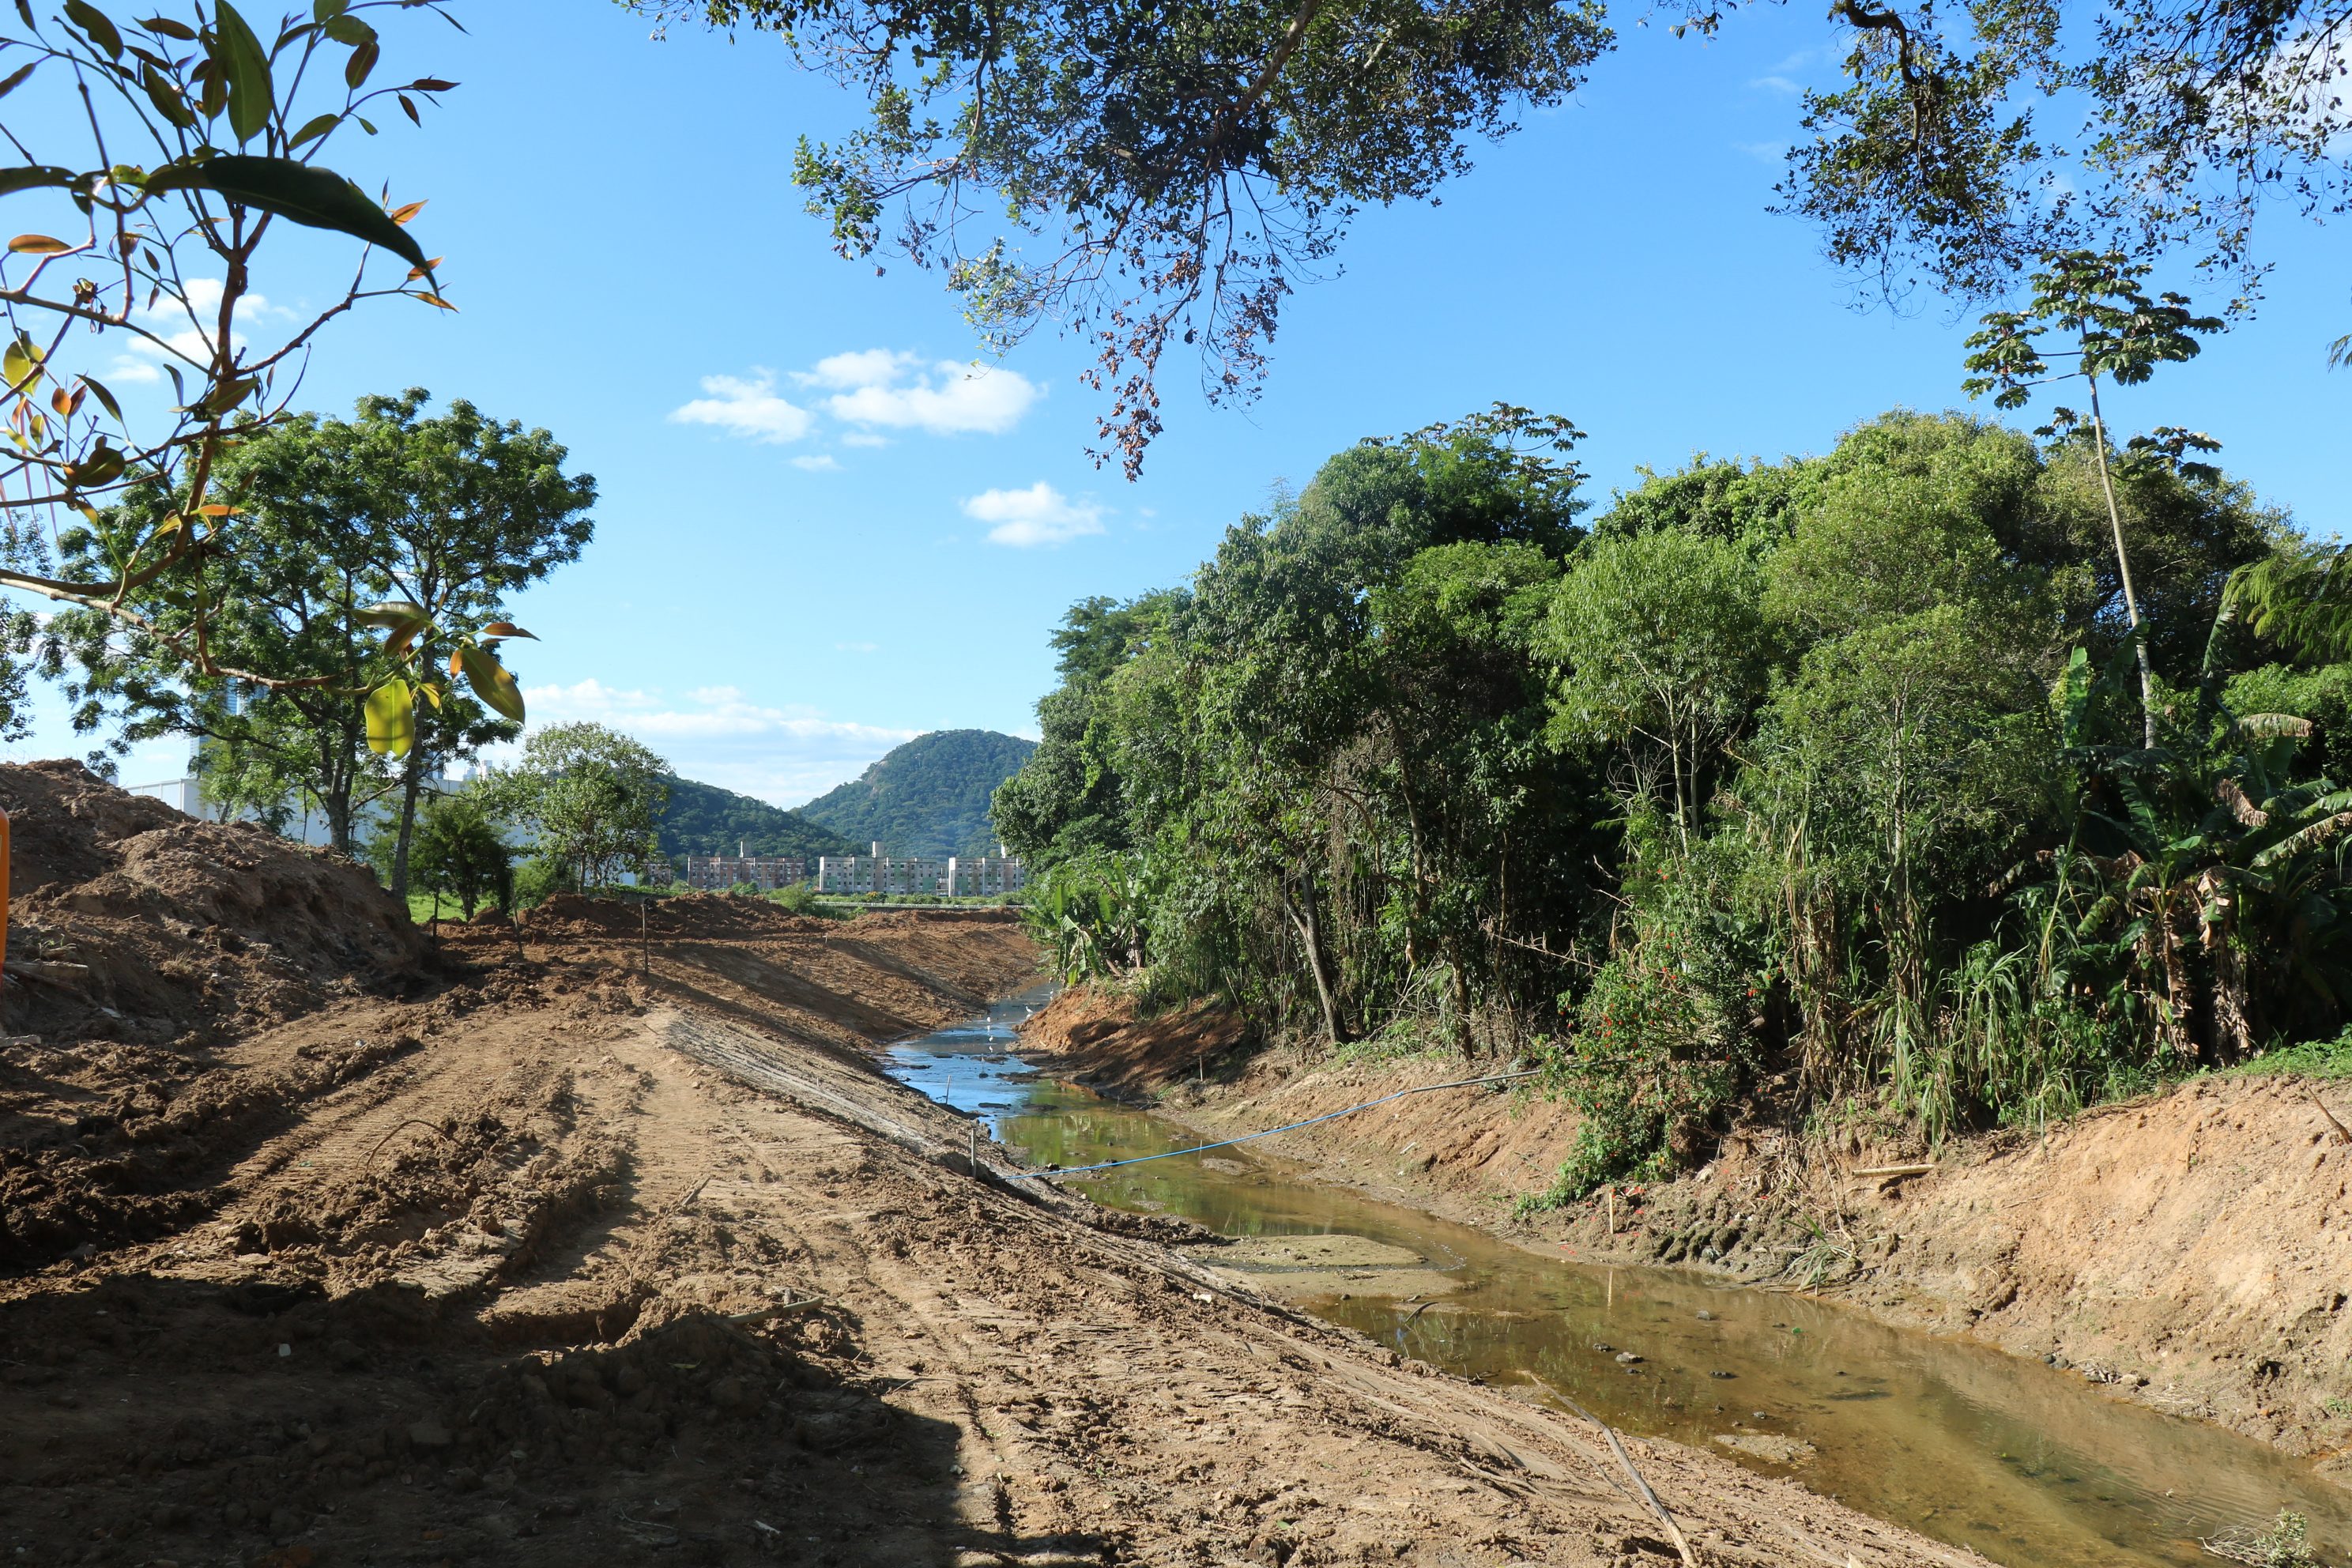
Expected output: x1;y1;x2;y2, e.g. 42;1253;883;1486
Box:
963;482;1106;548
1750;74;1803;96
822;356;1039;435
678;348;1041;454
510;680;921;804
668;371;815;445
107;279;296;384
791;454;842;472
1733;140;1788;165
796;349;919;390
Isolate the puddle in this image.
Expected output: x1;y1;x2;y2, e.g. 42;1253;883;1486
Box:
885;1009;2352;1568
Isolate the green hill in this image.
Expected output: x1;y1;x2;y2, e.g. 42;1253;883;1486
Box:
797;729;1038;858
656;775;858;865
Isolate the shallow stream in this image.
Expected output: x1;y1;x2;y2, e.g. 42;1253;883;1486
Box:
884;996;2352;1568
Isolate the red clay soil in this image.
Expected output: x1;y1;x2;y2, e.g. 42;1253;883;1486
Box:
0;769;1996;1568
1026;983;2352;1487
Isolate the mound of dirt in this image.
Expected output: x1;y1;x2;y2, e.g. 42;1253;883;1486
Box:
0;759;427;1045
0;760;430;1268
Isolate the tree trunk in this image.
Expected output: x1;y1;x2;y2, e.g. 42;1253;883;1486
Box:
1284;875;1349;1045
390;742;426;903
2087;380;2158;750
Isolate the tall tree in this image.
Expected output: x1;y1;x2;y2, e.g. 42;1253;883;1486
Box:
488;723;670;892
59;393;593;865
330;390;597;896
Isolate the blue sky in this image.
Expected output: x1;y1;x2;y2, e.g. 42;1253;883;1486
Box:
13;1;2346;805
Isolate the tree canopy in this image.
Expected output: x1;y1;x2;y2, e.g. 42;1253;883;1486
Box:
996;405;2320;1195
641;0;2350;469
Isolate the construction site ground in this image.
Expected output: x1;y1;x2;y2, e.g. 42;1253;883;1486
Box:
0;762;1995;1568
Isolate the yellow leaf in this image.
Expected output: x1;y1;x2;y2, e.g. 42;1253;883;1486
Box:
364;680;414;757
7;234;72;255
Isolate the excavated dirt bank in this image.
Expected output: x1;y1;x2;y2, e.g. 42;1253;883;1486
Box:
1023;986;2352;1487
0;770;1996;1568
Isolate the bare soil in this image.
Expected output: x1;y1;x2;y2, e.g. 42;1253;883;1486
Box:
1023;985;2352;1488
2;768;1995;1568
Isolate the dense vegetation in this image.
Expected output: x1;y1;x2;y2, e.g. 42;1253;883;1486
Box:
801;729;1038;858
658;776;855;865
993;406;2352;1197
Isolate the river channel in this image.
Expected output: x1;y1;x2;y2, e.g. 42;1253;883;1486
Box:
883;993;2352;1568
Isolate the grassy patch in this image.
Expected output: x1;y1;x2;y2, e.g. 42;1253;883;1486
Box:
2224;1027;2352;1081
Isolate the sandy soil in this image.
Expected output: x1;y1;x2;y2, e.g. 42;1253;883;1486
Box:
0;767;1992;1568
1022;986;2352;1486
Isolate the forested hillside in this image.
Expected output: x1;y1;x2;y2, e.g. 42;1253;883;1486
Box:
657;775;857;863
800;730;1038;857
993;406;2346;1200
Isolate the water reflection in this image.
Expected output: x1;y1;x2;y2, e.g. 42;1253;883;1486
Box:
891;1022;2350;1568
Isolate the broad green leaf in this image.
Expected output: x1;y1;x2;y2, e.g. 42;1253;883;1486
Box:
210;1;273;145
344;35;378;89
2;339;34;390
355;599;428;628
311;0;349;19
365;679;415;756
459;645;525;722
383;616;427;658
322;13;371;46
0;166;78;198
144;156;435;282
62;0;124;58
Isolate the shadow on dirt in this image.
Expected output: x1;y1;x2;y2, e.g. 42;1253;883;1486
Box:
0;1276;1106;1566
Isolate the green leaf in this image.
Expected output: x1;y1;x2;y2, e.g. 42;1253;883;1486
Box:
365;679;415;757
459;646;525;722
311;0;348;17
2;338;33;392
285;111;339;150
344;34;377;89
62;0;124;58
322;12;372;46
210;0;273;145
0;166;79;198
143;156;434;281
77;374;123;422
65;443;127;488
141;17;198;41
0;60;40;98
355;599;428;628
140;61;196;129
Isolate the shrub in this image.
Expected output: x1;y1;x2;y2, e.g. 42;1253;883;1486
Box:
1532;933;1748;1202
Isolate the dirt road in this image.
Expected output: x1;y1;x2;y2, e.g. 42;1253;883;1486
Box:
0;764;1988;1567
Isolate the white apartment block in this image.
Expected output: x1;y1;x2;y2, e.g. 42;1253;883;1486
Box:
814;842;1025;896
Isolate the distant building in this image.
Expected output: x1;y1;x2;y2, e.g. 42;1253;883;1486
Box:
684;852;805;891
944;854;1027;895
813;841;1022;896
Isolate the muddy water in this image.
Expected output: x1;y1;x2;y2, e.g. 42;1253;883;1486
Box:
884;1016;2352;1568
